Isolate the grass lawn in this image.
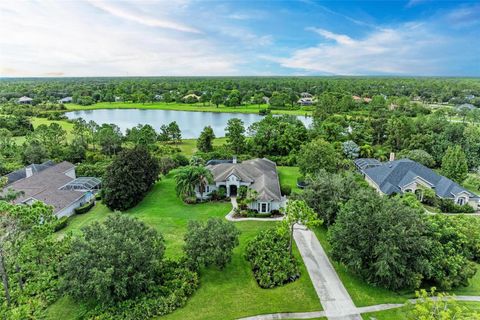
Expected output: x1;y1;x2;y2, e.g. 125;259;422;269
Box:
177;137;227;157
66;101;313;116
13;117;75;144
48;172;321;319
361;302;480;319
277;166;302;193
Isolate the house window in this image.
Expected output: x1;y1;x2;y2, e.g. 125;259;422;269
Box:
405;189;413;193
261;203;267;213
206;186;209;193
457;197;466;205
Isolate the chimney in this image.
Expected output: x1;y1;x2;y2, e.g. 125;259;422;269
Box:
232;156;237;164
25;166;33;178
389;152;395;162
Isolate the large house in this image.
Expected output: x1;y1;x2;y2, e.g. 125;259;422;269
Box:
196;158;286;213
2;161;101;218
355;158;479;210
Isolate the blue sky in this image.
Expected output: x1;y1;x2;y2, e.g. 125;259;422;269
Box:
0;0;479;76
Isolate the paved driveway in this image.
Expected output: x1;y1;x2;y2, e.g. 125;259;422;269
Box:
293;226;362;320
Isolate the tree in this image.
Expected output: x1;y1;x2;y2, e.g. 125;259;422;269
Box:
103;147;160;211
184;218;239;269
22;140;49;164
282;200;322;256
298;171;360;226
247;115;308;157
441;145;468;183
167;121;182;145
96;123;123;156
407;288;480;319
211;91;224;108
197;126;215;152
0;201;60;316
342;140;360;159
297;138;339;176
174;165;213;200
61;214;165;303
399;149;436;168
126;124;157;146
329;189;431;290
463;124;480;170
225;118;246;154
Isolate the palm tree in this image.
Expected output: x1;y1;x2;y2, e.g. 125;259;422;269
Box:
174;166;213;201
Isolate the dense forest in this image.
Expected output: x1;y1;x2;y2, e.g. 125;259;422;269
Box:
1;77;480;106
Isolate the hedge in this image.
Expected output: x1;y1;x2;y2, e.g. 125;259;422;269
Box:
53;216;68;232
74;200;95;214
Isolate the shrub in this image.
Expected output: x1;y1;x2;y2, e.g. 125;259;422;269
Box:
280;184;292;196
237;185;248;200
172;153;189;166
74;200;94;214
53;216;69;232
184;218;240;270
438;199;475;213
245;228;299;288
183;196;197;204
258;108;271;116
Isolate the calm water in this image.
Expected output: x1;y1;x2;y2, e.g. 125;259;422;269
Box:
66;109;312;139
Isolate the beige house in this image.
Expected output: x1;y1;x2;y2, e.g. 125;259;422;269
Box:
196;158;286;213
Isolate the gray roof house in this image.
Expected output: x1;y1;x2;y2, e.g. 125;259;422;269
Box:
355;158;479;210
18;96;33;104
2;161;101;218
197;158;286;213
58;96;73;103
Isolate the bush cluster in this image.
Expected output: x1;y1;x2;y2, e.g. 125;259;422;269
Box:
74;200;95;214
438;198;475;213
245;228;300;288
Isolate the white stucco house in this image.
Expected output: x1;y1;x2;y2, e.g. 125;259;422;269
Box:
195;158;286;213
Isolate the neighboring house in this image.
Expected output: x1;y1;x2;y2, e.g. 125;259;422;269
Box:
352;95;372;103
355;158;480;210
456;103;476;111
1;161;101;218
197;158;286;213
58;96;73;103
298;93;315;106
18;96;33;104
182;93;201;102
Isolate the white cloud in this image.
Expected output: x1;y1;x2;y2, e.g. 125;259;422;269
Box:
0;1;238;76
87;1;201;33
274;24;448;75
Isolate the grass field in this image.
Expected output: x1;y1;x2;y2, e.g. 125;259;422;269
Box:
278;166;302;193
12;117;75;144
47;171;321;319
66;101;313;116
177;137;228;156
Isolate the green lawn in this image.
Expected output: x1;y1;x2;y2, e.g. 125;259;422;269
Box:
48;172;321;319
66;101;313;116
13;117;75;144
278;166;302;193
361;302;480;319
177;137;228;156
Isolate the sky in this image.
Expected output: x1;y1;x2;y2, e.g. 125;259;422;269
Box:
0;0;479;77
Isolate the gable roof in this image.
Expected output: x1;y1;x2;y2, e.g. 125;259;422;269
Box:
4;161;89;214
360;158;478;199
207;158;282;201
4;161;56;185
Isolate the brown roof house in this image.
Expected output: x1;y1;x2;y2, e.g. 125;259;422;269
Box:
2;161;100;218
197;158;286;213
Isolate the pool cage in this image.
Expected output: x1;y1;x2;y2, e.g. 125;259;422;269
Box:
60;177;101;191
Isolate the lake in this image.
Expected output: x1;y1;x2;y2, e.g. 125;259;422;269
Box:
66;109;313;139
